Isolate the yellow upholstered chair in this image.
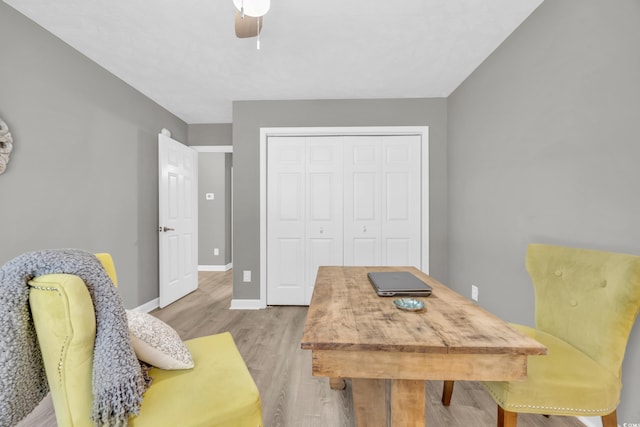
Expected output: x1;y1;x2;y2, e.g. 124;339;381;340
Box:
28;253;263;427
443;244;640;427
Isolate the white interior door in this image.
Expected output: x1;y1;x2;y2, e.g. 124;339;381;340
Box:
158;133;198;308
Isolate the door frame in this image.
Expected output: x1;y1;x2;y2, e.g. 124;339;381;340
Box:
259;126;430;309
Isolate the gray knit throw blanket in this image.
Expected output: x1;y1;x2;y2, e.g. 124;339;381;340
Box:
0;249;148;427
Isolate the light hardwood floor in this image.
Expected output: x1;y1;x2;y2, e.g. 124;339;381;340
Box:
18;270;585;427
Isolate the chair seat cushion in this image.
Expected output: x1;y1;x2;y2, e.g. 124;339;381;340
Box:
130;332;262;427
482;324;621;417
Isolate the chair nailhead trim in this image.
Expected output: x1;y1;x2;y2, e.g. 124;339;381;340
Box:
29;285;67;384
507;403;616;413
486;386;616;414
29;285;60;292
57;338;68;385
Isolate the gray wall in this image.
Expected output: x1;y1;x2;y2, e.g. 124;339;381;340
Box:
448;0;640;423
232;98;448;300
0;3;187;308
197;153;229;265
188;123;232;146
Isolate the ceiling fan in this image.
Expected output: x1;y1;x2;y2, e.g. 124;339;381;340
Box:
233;0;270;48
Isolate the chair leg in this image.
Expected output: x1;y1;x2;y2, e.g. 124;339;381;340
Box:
601;411;617;427
441;381;454;406
497;406;517;427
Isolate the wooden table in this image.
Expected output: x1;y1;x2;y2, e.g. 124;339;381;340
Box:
300;266;547;427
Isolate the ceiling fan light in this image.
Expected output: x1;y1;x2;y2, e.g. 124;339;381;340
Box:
233;0;270;17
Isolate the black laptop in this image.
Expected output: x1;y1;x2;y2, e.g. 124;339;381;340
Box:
367;271;433;297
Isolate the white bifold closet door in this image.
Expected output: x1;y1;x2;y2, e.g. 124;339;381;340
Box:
267;137;344;305
343;135;421;267
267;134;421;306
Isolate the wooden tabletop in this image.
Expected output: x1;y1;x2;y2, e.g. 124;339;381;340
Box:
301;266;546;357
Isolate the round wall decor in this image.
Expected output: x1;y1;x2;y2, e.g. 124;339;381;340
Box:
0;118;14;175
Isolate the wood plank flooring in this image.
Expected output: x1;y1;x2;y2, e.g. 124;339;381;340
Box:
17;270;586;427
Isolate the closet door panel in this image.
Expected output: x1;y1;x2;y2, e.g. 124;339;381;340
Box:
344;137;382;266
309;173;333;219
352;238;378;265
307;238;334;303
274;237;305;298
385;238;411;266
353;173;377;220
386;172;410;220
267;137;306;305
381;136;421;267
305;138;343;302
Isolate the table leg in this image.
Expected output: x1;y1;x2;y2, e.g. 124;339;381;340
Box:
352;378;388;427
329;377;347;390
391;379;425;427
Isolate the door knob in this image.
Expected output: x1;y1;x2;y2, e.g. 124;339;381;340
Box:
363;226;367;233
320;227;324;234
159;226;175;232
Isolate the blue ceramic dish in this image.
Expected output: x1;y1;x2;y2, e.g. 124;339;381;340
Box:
393;298;425;312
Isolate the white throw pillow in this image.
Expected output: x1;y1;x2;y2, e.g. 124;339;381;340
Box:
126;310;194;370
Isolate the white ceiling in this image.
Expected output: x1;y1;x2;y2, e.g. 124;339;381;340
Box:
5;0;543;124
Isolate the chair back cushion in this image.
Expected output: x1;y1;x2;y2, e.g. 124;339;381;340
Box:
526;244;640;377
29;274;96;427
27;253;117;427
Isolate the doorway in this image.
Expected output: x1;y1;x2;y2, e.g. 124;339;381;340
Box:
193;146;233;272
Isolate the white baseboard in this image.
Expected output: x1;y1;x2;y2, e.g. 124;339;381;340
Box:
230;299;265;310
198;263;232;272
133;298;159;313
